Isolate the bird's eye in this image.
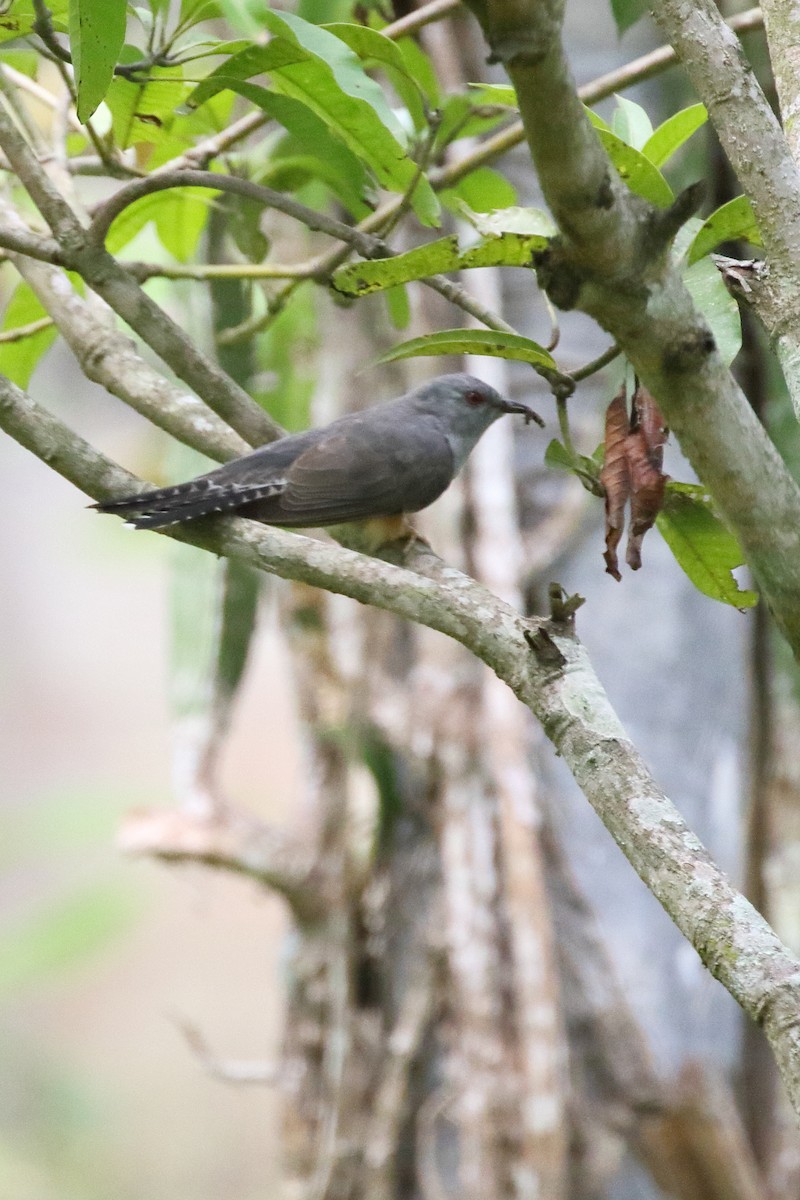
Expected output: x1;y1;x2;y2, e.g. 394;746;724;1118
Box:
465;389;486;406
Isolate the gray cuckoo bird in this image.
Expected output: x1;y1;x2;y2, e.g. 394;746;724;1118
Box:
94;374;535;533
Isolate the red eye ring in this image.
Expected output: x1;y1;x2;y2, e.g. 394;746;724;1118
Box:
465;389;486;406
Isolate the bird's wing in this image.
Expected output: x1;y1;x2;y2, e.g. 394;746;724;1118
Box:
93;432;319;529
263;421;454;526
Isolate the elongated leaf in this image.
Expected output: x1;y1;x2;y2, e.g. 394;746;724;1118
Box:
683;256;741;364
245;87;371;217
333;229;547;297
377;328;556;369
657;483;758;607
596;129;674;206
686;194;762;264
325;22;426;129
458;232;548;267
262;10;407;140
385;284;411;330
0;282;58;386
334;236;459;295
440;167;517;214
612;95;653;150
460;205;556;238
468;82;517;107
187;43;438;224
642;103;707;168
69;0;127;122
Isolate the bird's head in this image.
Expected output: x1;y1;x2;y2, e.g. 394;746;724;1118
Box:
410;373;537;469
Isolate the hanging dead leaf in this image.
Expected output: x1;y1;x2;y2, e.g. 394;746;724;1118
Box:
626;388;669;570
599;387;631;580
599;385;669;577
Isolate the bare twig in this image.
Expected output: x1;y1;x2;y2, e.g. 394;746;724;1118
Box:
88;169;390;259
0;314;53;343
383;0;462;40
118;806;327;923
173;1016;280;1086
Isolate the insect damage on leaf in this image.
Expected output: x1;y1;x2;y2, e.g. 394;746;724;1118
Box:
600;385;669;579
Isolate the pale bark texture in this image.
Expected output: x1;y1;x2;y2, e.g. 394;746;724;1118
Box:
5;2;800;1198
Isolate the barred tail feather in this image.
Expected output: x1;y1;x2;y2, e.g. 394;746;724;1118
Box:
93;478;286;530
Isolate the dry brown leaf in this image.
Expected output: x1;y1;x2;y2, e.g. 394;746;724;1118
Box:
599;387;632;580
599;386;669;577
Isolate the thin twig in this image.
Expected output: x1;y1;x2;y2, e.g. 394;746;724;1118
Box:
173;1016;280;1087
0;314;53;343
383;0;462;40
88;169;391;258
571;343;621;383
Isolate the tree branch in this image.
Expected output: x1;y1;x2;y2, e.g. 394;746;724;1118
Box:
4;367;800;1116
0;197;248;461
462;0;800;660
87;169;390;259
0;104;281;446
649;1;800;419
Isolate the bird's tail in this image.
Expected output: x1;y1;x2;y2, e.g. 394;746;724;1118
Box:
93;478;284;530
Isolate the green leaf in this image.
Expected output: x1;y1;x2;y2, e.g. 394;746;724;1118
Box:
683;256;742;364
186;43;439;224
596;129;674;206
385;284;411;330
106;62;190;148
215;560;261;705
395;36;440;106
642;103;707;168
376;328;556;370
544;439;574;470
0;281;58;387
686;194;762;265
0;0;66;46
334;237;459;295
458;232;548;268
657;483;758;608
68;0;127;122
610;0;648;34
440;167;517;214
0;882;137;997
325;22;426;129
468;82;517;107
106;186;216;258
333;229;547;297
262;9;407;139
460;205;556;238
611;95;653;150
435;92;508;149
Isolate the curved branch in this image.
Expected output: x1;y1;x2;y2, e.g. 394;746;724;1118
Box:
3;367;800;1115
88;170;387;259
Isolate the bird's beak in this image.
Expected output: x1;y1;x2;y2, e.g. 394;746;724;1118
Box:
497;396;544;427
